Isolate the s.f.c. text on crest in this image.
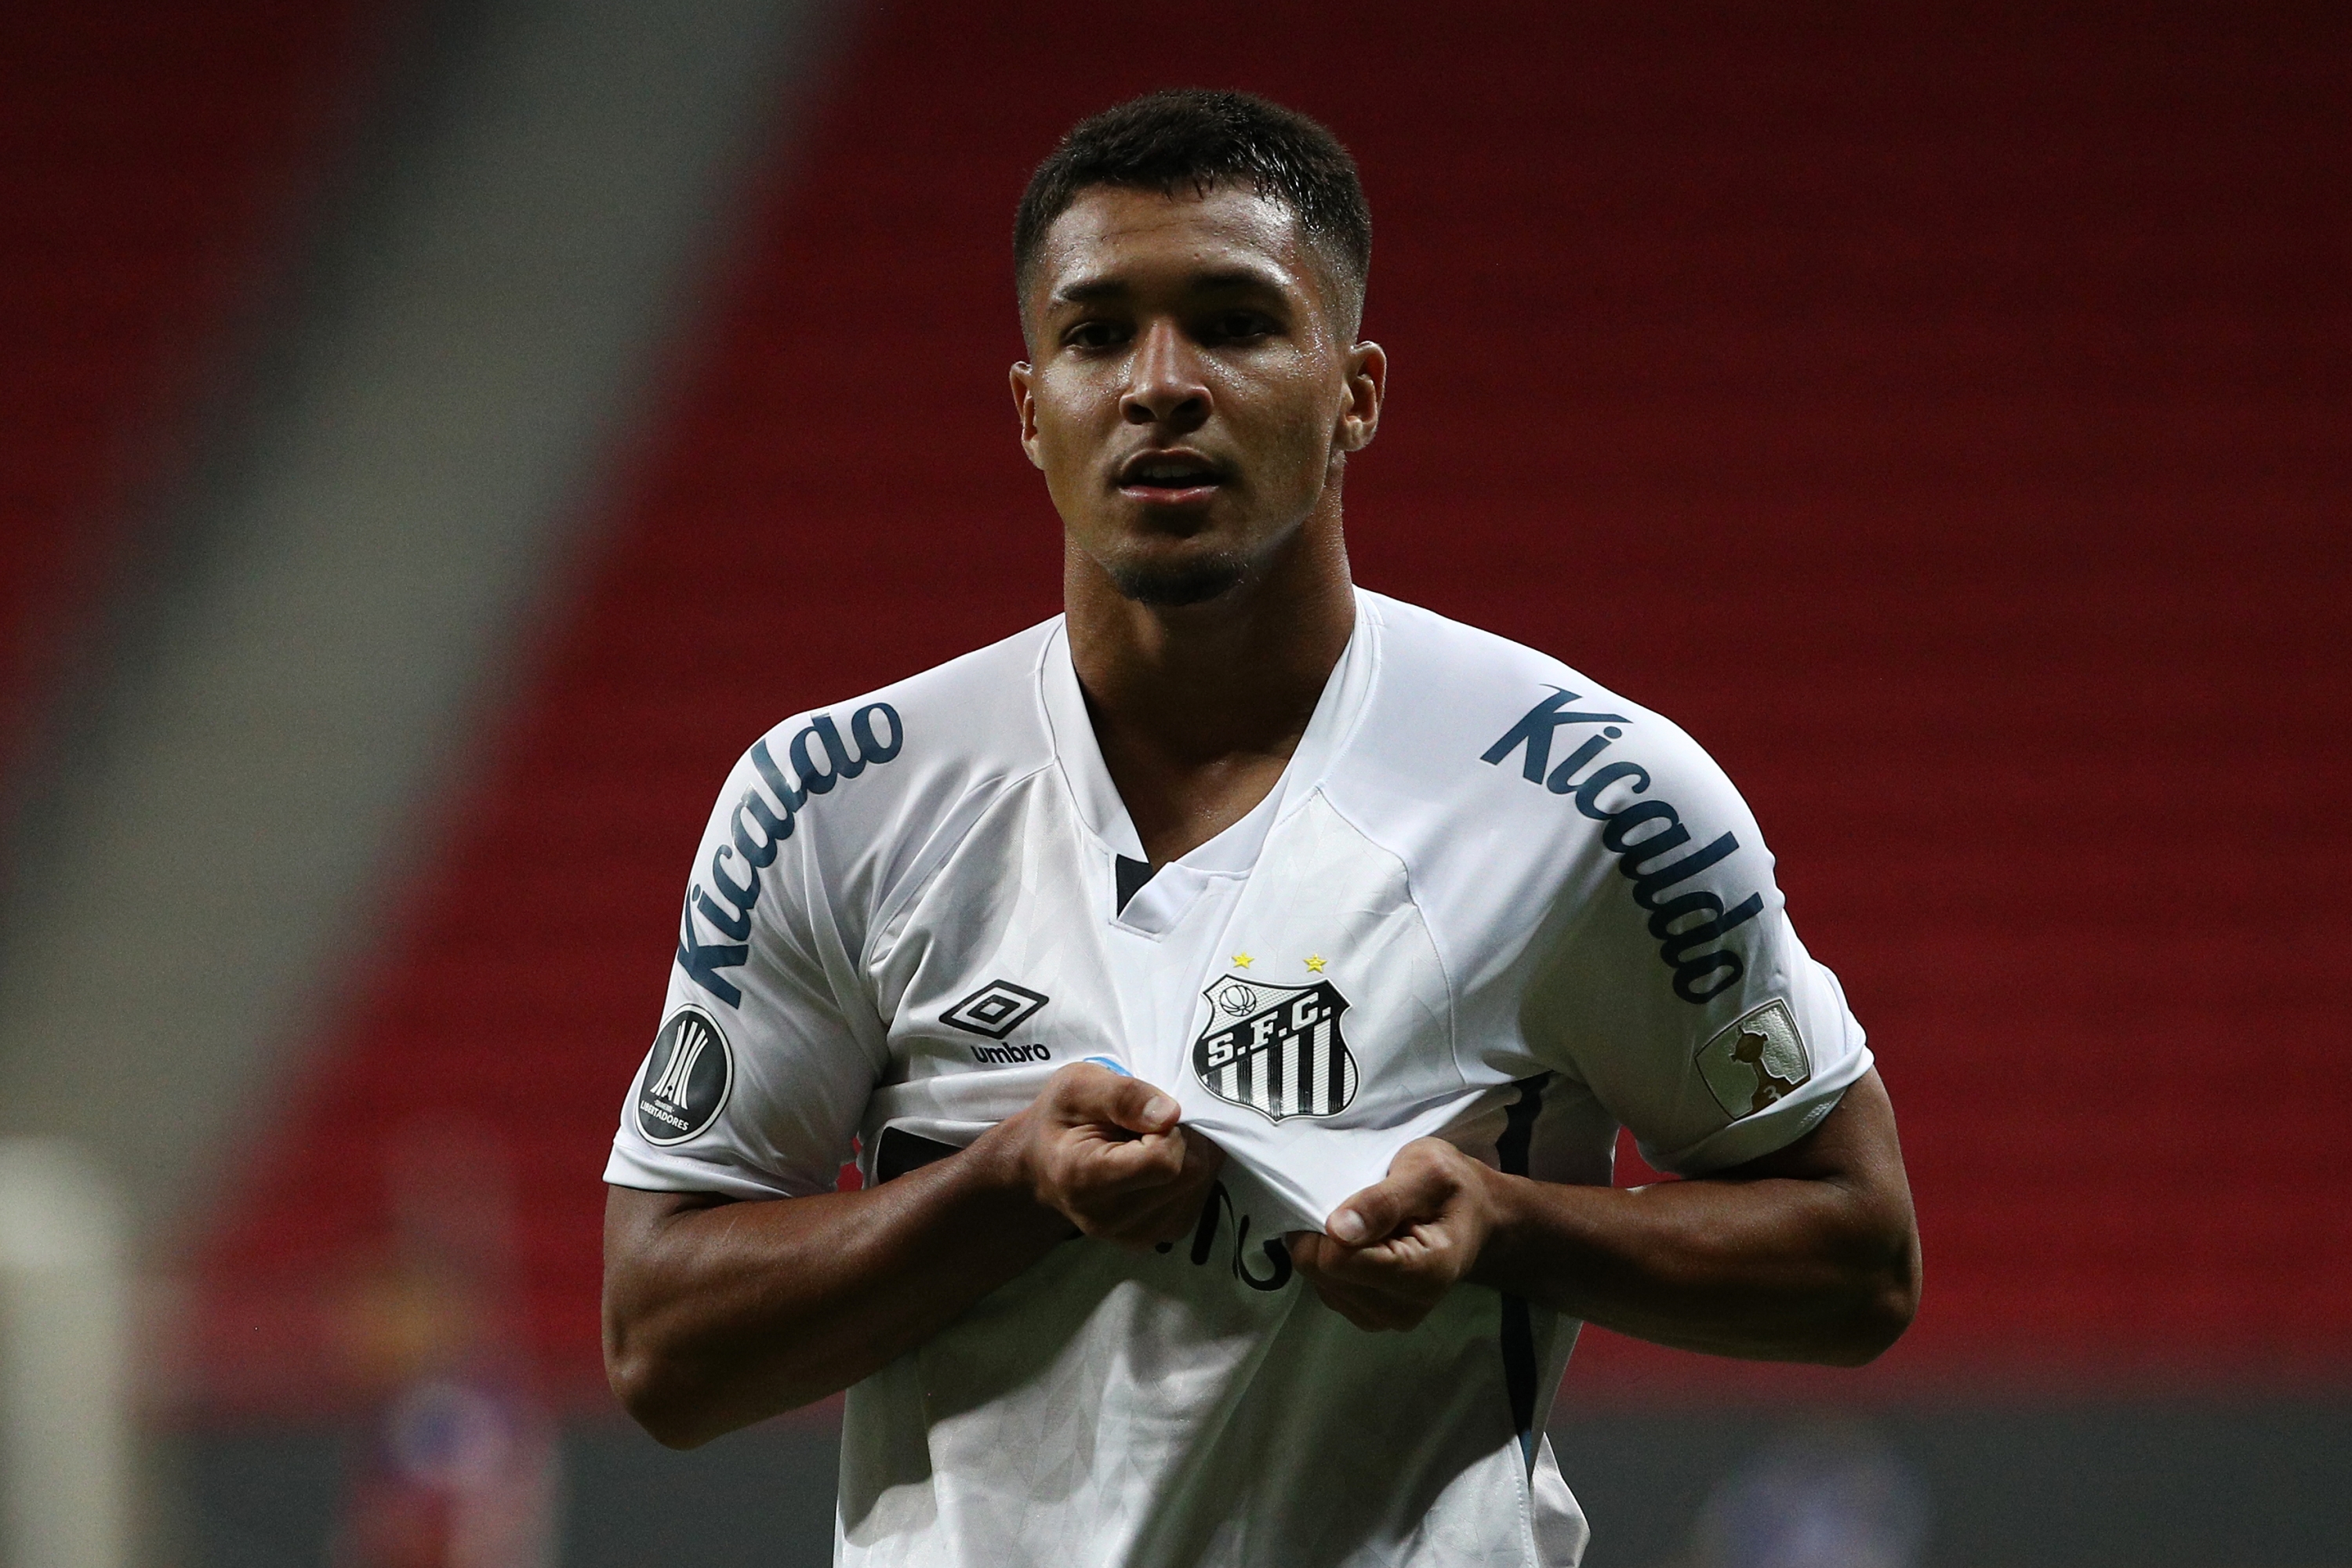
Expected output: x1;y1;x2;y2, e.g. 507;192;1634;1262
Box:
1192;975;1357;1122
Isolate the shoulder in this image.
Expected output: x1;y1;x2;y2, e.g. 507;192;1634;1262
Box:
1333;594;1775;999
672;621;1061;1006
1343;592;1740;819
717;616;1060;844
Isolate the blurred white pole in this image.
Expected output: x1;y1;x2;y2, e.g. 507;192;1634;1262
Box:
0;1140;127;1568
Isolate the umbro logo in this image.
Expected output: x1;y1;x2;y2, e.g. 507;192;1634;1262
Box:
942;979;1049;1040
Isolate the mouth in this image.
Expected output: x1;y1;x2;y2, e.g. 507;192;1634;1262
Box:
1115;448;1226;506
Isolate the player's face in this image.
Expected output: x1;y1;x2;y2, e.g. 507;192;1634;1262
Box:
1011;184;1383;607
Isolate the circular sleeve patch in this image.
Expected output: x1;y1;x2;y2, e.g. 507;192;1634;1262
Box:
634;1005;734;1145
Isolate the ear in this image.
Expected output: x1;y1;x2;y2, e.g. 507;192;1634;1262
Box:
1337;340;1386;454
1009;361;1045;469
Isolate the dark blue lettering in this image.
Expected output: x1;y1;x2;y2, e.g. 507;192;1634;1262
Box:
1238;1232;1293;1292
1545;727;1623;793
1483;690;1629;784
1629;831;1740;909
693;888;752;942
1673;952;1744;1002
1181;1181;1296;1292
707;844;757;911
1601;800;1682;855
1481;686;1765;1006
851;702;903;764
675;892;747;1007
1573;762;1652;821
1649;889;1765;969
812;714;865;779
731;792;786;868
748;741;805;814
675;710;906;1007
788;724;842;796
695;844;757;941
1189;1181;1227;1265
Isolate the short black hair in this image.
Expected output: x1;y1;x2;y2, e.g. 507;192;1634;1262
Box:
1013;89;1372;332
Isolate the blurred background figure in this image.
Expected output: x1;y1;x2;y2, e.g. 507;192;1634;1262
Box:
327;1121;557;1568
1690;1425;1928;1568
0;1;2344;1564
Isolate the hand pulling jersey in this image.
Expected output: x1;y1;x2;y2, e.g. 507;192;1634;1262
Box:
605;590;1870;1567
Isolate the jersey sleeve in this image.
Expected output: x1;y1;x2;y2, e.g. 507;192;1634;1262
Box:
602;737;889;1200
1518;721;1872;1176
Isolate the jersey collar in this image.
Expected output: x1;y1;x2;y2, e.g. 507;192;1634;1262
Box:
1038;587;1381;875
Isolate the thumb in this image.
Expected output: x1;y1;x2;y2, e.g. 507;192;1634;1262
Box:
1057;1063;1180;1135
1106;1076;1183;1136
1323;1179;1407;1249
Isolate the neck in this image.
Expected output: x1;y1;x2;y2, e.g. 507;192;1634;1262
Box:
1065;512;1355;762
1064;509;1356;865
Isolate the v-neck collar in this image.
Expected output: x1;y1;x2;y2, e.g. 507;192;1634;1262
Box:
1038;588;1381;878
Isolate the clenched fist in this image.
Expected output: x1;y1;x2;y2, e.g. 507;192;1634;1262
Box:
997;1062;1225;1248
1288;1138;1501;1331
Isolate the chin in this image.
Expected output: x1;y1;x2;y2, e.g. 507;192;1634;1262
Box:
1105;550;1250;608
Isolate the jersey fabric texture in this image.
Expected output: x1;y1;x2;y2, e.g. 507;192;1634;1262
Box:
605;590;1871;1568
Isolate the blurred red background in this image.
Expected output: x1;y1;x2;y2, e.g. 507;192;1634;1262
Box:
0;0;382;778
29;2;2336;1412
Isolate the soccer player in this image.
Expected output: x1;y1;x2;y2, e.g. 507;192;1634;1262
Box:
603;89;1920;1565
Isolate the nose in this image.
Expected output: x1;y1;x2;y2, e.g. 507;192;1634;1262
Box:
1121;319;1210;432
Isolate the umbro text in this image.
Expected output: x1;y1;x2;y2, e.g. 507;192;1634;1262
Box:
970;1042;1051;1065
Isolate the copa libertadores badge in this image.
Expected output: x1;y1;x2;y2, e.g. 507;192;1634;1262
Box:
635;1005;733;1145
1192;975;1356;1122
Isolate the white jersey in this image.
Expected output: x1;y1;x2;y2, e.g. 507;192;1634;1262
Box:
605;589;1869;1568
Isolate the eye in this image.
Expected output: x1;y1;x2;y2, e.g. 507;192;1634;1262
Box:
1064;319;1128;350
1204;310;1276;344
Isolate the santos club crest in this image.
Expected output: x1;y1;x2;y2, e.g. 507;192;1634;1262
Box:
1192;975;1357;1122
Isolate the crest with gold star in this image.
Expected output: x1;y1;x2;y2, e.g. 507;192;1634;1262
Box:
1192;971;1356;1122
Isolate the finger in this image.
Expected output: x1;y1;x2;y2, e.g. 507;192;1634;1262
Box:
1108;1137;1225;1242
1106;1076;1182;1136
1323;1179;1419;1250
1310;1209;1473;1304
1339;1210;1471;1274
1287;1231;1367;1287
1051;1064;1181;1138
1113;1145;1234;1246
1071;1171;1207;1247
1287;1232;1378;1305
1285;1234;1414;1327
1311;1254;1449;1329
1094;1185;1207;1247
1176;1126;1226;1180
1323;1145;1457;1250
1064;1126;1189;1192
1301;1269;1423;1332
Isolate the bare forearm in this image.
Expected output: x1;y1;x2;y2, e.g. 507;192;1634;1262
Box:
1472;1168;1918;1363
1470;1073;1920;1363
604;1067;1224;1448
604;1131;1066;1446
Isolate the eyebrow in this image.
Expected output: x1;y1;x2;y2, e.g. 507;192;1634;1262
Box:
1049;264;1290;308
